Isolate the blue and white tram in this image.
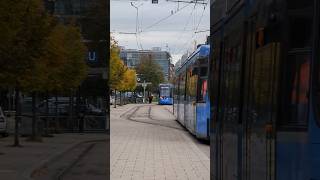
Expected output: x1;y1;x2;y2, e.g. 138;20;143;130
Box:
158;83;173;105
174;45;210;140
209;0;320;180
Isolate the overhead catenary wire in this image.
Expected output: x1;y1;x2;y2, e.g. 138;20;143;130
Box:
194;2;207;34
111;0;209;63
174;2;208;55
170;2;197;53
139;3;191;33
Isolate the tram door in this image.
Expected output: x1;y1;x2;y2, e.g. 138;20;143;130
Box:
243;20;279;180
218;14;244;180
210;28;223;180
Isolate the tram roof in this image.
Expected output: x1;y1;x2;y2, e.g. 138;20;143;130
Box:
175;45;210;73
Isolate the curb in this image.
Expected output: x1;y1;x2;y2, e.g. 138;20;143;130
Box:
22;137;107;180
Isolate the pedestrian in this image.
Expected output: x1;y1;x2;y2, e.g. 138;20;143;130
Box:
148;95;153;104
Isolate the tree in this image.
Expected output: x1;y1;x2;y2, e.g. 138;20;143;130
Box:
0;0;52;146
110;38;127;90
118;68;137;105
52;24;88;131
41;23;88;136
135;54;165;92
110;37;138;106
58;25;88;92
0;0;88;143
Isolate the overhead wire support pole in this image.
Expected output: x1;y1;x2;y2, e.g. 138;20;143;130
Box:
131;2;143;49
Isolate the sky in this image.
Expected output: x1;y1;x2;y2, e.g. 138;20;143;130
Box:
110;0;210;64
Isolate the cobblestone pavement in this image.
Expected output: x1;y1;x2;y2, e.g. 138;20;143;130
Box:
111;104;210;180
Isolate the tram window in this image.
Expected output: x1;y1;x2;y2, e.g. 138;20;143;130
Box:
289;17;313;49
200;67;207;77
280;53;310;129
187;68;197;100
178;74;185;101
226;0;241;11
287;1;314;10
197;79;207;102
192;67;198;76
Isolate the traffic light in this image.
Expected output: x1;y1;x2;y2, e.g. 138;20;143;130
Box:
152;0;158;4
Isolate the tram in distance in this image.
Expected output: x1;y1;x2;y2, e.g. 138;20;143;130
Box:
209;0;320;180
158;83;173;105
174;44;210;140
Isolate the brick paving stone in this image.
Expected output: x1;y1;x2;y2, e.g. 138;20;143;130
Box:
111;104;210;180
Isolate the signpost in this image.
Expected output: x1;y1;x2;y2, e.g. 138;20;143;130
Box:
137;81;151;103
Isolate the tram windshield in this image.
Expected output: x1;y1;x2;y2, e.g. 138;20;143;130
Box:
160;86;171;97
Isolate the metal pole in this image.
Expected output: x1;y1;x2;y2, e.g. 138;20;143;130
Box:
143;81;146;103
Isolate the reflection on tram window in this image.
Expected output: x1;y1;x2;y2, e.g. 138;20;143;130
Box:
282;54;310;128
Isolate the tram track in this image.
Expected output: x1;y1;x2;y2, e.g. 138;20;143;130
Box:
121;105;185;131
55;142;96;180
31;139;107;180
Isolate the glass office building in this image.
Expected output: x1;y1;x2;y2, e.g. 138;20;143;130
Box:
120;48;172;81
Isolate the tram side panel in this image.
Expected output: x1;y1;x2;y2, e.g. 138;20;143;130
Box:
275;1;315;179
195;96;210;139
196;78;210;139
209;25;224;179
210;0;318;180
310;1;320;179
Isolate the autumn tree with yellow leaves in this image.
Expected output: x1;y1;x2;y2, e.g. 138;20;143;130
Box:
0;0;88;145
110;37;136;106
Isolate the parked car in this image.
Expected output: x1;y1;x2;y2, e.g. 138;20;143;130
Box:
37;98;104;116
0;107;8;137
110;96;115;105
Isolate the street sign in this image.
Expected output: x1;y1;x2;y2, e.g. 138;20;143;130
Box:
152;0;158;4
137;82;152;86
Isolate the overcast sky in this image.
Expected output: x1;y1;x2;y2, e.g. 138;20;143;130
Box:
111;0;210;63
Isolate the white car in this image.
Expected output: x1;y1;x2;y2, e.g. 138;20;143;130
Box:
0;107;8;137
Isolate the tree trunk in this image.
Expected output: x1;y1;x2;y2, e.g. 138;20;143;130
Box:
120;91;122;106
68;91;74;131
76;86;83;133
13;88;21;146
55;94;59;133
44;91;50;136
31;91;39;140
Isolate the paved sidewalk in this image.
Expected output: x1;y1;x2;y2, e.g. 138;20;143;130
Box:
0;133;106;180
111;104;210;180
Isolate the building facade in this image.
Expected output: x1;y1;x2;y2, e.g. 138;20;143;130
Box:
43;0;109;131
120;48;171;81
